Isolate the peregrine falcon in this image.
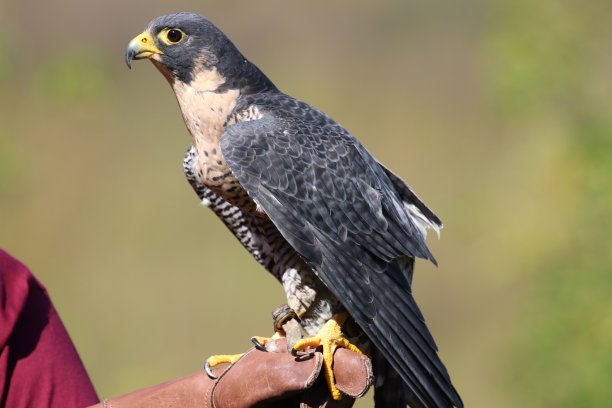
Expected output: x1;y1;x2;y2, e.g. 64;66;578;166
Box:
126;13;462;408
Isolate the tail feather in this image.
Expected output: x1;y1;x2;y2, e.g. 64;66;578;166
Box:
381;165;443;239
373;346;412;407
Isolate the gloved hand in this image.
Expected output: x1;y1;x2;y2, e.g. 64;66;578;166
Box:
89;338;372;408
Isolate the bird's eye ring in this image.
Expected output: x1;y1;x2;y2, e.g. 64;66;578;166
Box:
159;28;186;45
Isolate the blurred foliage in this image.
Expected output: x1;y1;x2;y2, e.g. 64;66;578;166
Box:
510;117;612;407
0;38;21;196
30;53;110;105
0;40;10;86
487;0;608;117
0;129;21;196
488;0;612;406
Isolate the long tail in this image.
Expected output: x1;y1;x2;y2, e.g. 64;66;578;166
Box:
374;345;435;408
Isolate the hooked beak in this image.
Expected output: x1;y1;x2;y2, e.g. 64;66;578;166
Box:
125;31;163;69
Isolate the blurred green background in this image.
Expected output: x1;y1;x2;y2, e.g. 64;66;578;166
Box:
1;1;611;406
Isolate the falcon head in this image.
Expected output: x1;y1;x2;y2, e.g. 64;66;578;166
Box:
125;13;274;93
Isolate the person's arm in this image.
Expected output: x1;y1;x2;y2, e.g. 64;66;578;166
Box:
0;248;372;408
0;249;99;408
90;337;372;408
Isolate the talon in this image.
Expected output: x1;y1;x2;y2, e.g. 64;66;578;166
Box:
250;331;285;348
204;359;217;379
293;313;363;400
252;331;284;344
250;337;267;350
204;353;244;379
205;331;286;378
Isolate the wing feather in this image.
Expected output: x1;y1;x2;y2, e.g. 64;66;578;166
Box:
221;97;462;407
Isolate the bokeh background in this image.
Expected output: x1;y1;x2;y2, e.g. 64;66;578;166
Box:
1;1;611;406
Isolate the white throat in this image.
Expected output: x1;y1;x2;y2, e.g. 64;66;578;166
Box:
171;67;240;145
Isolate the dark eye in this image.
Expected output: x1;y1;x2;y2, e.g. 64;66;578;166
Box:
167;29;183;43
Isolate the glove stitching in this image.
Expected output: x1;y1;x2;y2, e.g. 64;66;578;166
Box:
304;353;324;389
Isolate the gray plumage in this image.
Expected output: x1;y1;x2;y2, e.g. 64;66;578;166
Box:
127;12;462;407
222;94;459;407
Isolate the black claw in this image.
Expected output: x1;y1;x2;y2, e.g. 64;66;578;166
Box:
250;337;268;351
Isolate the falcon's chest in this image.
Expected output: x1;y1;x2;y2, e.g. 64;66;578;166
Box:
172;76;261;213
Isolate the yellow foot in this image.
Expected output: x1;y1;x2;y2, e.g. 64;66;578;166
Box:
205;331;286;378
293;313;363;400
204;353;244;378
250;331;285;349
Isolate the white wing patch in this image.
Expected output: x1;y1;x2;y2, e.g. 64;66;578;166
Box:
405;203;442;239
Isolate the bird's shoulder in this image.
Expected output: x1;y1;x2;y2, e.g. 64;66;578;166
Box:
221;91;437;264
226;91;377;173
232;92;347;134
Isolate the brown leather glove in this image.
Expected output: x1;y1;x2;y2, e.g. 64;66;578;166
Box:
88;338;372;408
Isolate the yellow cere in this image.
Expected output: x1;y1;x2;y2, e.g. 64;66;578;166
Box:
128;31;163;58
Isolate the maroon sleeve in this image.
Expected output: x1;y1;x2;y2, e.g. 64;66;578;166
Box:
0;249;99;407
